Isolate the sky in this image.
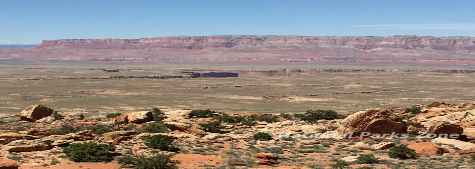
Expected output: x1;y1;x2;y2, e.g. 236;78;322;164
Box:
1;0;475;44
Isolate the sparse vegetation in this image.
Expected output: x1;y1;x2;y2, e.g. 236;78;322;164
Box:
63;142;115;162
356;154;379;164
200;120;226;133
388;144;417;159
253;132;273;141
188;109;220;118
143;122;170;133
106;112;122;118
144;135;179;152
119;154;178;169
406;105;422;115
252;113;280;123
331;159;349;169
50;123;79;135
152;108;165;121
52;111;64;120
297;109;339;123
86;124;113;134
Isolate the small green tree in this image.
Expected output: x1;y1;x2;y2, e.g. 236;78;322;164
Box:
388;144;417;159
144;135;179;152
63;142;115;162
356;154;379;164
253;132;273;141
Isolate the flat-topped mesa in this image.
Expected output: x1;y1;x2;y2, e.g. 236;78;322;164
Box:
38;35;475;51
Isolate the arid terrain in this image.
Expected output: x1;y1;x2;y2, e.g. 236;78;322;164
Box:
1;35;475;168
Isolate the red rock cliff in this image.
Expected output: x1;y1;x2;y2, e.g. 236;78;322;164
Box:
39;36;475;51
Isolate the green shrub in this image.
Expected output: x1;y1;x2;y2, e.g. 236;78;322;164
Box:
87;124;113;134
106;112;122;118
405;105;422;115
63;142;115;162
51;124;79;135
388;144;417;159
331;159;349;169
253;132;273;141
200;121;225;133
52;111;64;120
119;154;178;169
356;154;379;164
188;109;220;118
144;135;179;152
217;114;257;126
143;122;170;133
152;108;165;121
297;110;339;123
241;116;257;126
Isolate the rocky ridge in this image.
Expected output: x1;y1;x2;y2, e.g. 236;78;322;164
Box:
1;102;475;168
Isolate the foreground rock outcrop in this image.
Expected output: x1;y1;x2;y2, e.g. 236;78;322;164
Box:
2;102;475;168
19;105;54;122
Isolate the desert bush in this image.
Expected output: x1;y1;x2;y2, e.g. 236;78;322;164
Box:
388;144;417;159
297;109;339;123
119;154;178;169
240;116;257;126
152;108;165;121
106;112;122;118
356;154;379;164
253;132;273;141
144;135;179;152
217;114;244;124
405;105;422;115
87;124;113;134
51;123;79;135
63;142;115;162
188;109;220;118
200;120;226;133
331;159;349;169
52;111;64;120
143;122;170;133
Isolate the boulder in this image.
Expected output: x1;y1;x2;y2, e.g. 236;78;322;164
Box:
337;109;406;134
255;153;278;165
5;140;52;152
407;142;444;156
0;159;18;169
341;156;358;163
0;132;36;144
19;105;54;122
427;122;463;135
432;138;475;150
114;111;153;124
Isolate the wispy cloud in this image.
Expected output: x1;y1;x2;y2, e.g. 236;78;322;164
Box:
353;23;475;31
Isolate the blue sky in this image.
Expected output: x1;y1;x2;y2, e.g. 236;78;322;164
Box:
1;0;475;44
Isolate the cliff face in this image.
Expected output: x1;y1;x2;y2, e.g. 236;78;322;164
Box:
39;36;475;51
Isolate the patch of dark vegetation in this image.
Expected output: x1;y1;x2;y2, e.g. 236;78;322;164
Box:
106;112;122;118
119;154;178;169
200;120;226;133
388;144;417;159
63;142;115;162
331;159;349;169
356;154;379;164
151;108;165;121
188;109;221;118
142;122;170;133
296;109;340;123
86;124;113;134
52;111;64;120
144;135;179;152
405;105;422;115
253;132;273;141
51;123;79;135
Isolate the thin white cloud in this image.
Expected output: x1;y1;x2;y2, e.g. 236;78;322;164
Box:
353;23;475;31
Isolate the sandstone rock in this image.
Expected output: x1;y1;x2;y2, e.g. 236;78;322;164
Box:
352;142;372;150
432;138;475;150
372;142;395;150
256;153;278;165
19;105;54;122
102;131;137;143
407;142;443;156
463;128;475;139
341;156;358;163
0;132;36;144
337;109;406;134
114;111;153;124
164;121;192;131
5;140;52;152
0;158;18;169
427;122;463;135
